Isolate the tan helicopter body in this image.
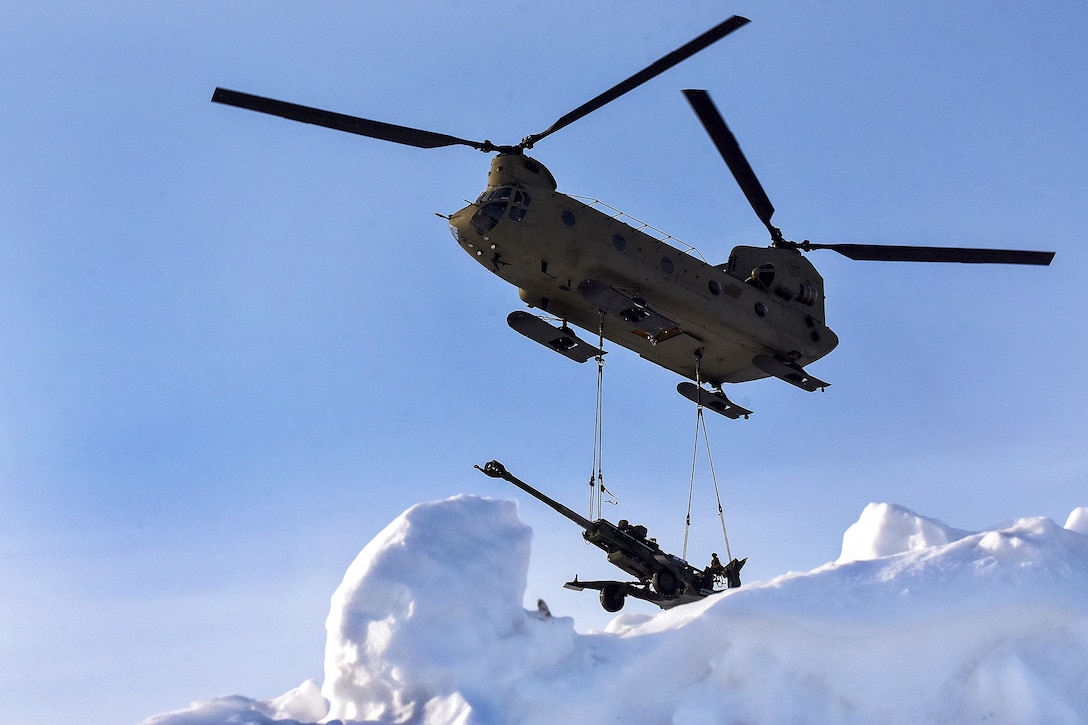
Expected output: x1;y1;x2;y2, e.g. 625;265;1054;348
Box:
449;153;837;388
212;15;1052;417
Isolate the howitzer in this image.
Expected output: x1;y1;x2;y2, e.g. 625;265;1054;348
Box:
477;460;745;612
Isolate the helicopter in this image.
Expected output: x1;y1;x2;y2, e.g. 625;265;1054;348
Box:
212;15;1054;419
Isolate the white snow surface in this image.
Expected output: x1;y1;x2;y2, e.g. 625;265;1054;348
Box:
143;495;1088;725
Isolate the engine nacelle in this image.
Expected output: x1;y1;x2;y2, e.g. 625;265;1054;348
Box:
725;246;827;317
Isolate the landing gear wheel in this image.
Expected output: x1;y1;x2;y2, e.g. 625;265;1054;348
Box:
653;569;680;598
600;583;626;612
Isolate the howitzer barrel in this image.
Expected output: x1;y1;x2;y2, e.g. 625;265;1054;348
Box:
476;460;595;530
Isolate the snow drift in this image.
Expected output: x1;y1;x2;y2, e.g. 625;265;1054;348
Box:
143;497;1088;725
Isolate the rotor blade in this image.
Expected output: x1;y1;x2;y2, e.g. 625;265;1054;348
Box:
803;242;1055;265
684;88;778;238
212;88;491;151
521;15;750;148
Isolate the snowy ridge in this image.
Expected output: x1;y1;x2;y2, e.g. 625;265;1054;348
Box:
143;498;1088;725
836;501;972;562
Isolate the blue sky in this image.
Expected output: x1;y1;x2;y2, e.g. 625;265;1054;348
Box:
2;2;1086;723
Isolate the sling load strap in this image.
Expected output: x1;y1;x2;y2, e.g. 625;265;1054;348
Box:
681;350;732;561
702;411;732;561
588;313;615;519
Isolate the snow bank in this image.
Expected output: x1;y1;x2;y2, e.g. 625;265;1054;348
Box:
836;501;971;562
140;679;326;724
1066;506;1088;535
320;495;575;723
143;498;1088;725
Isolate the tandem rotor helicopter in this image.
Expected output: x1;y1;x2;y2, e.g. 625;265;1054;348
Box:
213;15;1053;419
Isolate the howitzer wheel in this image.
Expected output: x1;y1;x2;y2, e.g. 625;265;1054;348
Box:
600;583;626;612
653;569;680;598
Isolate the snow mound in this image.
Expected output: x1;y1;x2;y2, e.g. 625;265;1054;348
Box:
143;498;1088;725
1066;506;1088;534
141;679;326;724
837;502;970;562
320;495;576;723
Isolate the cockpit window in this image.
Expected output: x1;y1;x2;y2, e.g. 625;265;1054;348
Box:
471;186;529;233
477;187;512;202
477;186;527;205
471;201;507;235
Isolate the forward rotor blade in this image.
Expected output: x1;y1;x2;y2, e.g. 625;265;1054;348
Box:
212;88;491;151
803;242;1055;265
684;88;778;238
521;15;750;149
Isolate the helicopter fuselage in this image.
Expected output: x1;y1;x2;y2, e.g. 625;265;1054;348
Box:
449;154;839;386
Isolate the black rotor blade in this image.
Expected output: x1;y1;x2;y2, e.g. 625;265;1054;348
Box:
684;88;778;239
212;88;492;151
521;15;750;149
802;242;1055;265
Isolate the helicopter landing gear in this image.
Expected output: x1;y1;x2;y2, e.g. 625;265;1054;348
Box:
752;353;830;392
506;311;603;363
676;382;752;420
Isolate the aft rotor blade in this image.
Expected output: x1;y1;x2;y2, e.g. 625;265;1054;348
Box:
684;88;777;238
211;88;492;151
803;242;1055;265
521;15;750;149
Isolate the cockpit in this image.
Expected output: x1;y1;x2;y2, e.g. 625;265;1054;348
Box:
470;186;531;235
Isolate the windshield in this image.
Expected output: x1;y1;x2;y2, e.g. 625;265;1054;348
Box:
470;186;531;234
